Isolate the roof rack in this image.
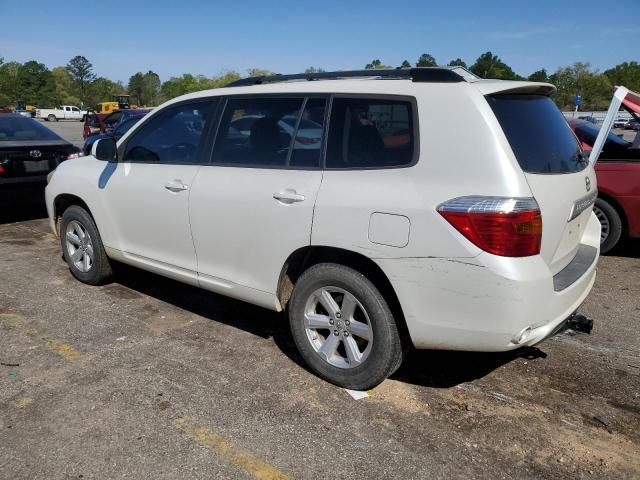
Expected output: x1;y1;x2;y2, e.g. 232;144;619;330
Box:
225;67;475;88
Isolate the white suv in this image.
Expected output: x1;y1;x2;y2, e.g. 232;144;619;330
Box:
45;68;600;390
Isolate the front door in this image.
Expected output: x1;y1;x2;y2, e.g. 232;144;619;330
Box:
100;99;216;279
189;96;327;298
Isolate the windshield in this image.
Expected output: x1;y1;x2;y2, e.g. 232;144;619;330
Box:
0;115;62;141
488;94;586;173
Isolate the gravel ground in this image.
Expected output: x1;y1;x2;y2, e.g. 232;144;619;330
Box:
0;121;638;479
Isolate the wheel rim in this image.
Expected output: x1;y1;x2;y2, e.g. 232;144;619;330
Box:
593;205;610;244
65;220;94;273
303;286;373;369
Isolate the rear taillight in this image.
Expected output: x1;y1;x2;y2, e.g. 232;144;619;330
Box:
438;196;542;257
0;164;5;174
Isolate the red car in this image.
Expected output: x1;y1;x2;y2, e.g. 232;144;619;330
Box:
568;118;640;253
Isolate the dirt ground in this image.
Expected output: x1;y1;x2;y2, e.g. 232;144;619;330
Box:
0;121;639;479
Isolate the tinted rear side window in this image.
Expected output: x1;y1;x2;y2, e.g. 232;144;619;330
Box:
326;97;415;169
488;95;586;173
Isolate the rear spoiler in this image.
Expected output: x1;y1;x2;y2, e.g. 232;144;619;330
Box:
589;86;640;165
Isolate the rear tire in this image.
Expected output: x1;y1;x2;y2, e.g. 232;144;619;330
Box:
593;198;622;254
48;114;57;122
289;263;404;390
60;206;112;285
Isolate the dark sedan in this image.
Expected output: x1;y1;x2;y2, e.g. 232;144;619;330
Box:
1;113;81;203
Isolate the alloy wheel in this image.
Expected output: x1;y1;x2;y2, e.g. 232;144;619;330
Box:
65;220;94;273
303;286;373;369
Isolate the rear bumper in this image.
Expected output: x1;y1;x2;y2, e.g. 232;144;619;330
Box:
376;212;601;352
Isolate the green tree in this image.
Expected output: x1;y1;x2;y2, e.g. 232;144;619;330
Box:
50;67;79;106
304;66;326;73
128;71;160;106
528;68;549;82
469;52;520;80
604;61;640;92
247;68;275;77
87;76;120;108
66;56;96;105
400;60;411;68
416;53;437;67
17;61;53;105
0;61;22;105
447;58;467;68
549;62;612;110
364;59;391;69
159;71;241;102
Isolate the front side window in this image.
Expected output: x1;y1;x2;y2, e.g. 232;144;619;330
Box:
326;97;415;168
72;107;80;112
212;97;304;167
123;101;214;164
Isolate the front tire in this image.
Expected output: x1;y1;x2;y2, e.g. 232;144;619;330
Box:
60;206;112;285
289;263;404;390
593;198;623;254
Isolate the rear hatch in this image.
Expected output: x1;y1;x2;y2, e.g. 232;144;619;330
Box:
486;93;596;274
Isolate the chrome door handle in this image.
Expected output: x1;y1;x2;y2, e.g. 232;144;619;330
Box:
165;181;188;192
273;190;305;204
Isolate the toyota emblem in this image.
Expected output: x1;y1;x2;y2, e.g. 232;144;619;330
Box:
585;176;591;192
29;150;42;158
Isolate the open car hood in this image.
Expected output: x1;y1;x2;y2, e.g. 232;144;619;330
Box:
590;86;640;165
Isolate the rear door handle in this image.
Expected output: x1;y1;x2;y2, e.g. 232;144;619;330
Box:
165;181;188;192
273;190;305;204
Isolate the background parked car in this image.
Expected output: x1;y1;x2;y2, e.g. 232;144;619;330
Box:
83;108;150;139
624;118;640;130
35;105;88;122
613;117;629;128
83;111;149;155
0;113;81;204
568;118;640;253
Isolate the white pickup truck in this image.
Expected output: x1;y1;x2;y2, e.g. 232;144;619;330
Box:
35;105;88;122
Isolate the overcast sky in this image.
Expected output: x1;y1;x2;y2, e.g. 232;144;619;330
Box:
1;0;639;82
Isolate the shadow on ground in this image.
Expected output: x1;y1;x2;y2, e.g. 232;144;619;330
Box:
112;262;549;389
0;189;47;225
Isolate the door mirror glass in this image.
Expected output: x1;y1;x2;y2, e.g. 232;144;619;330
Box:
92;137;117;162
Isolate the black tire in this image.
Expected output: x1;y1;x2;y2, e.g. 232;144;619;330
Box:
48;114;57;122
60;205;112;285
594;198;623;254
289;263;404;390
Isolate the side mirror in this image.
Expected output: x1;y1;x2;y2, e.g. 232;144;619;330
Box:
92;138;117;162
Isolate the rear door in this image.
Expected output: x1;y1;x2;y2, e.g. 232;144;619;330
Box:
189;96;326;297
487;94;597;273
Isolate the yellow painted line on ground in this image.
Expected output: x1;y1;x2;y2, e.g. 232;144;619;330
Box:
173;417;288;480
1;312;81;363
45;339;81;362
16;398;33;408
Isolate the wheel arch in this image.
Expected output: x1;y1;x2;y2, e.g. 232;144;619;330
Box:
53;194;95;235
277;245;412;347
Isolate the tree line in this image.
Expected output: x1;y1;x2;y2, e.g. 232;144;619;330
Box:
1;52;639;112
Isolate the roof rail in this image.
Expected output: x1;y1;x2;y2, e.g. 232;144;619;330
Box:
225;67;474;88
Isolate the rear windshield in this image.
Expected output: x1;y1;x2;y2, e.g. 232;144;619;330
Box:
488;95;586;174
0;115;62;141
